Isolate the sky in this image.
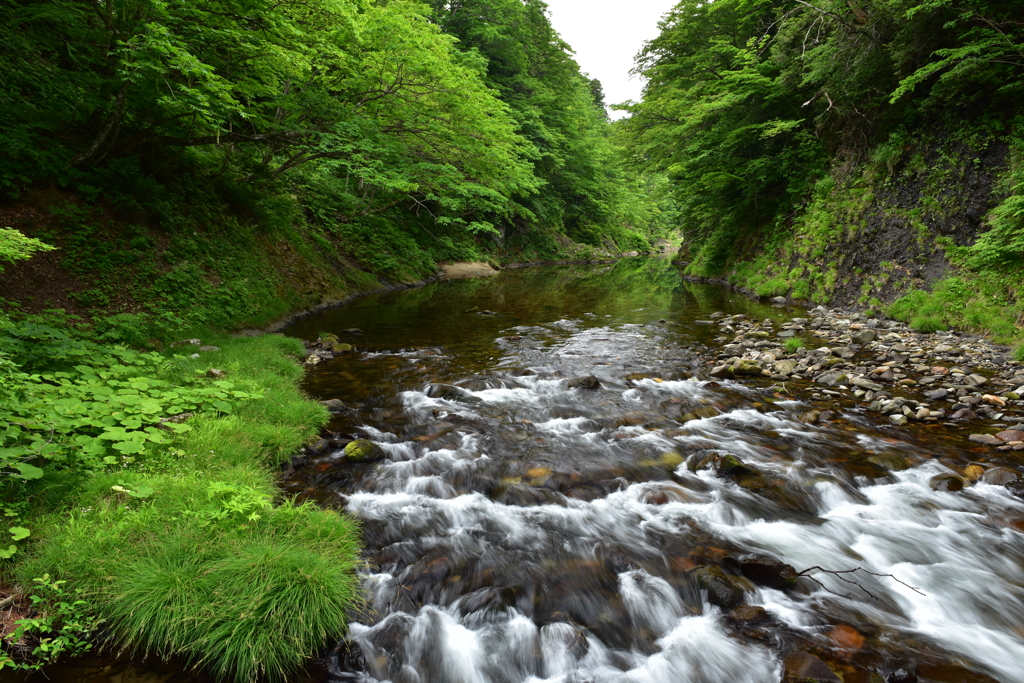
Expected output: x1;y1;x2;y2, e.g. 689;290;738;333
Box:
542;0;679;119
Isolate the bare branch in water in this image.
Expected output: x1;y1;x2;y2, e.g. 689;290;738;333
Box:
796;565;925;601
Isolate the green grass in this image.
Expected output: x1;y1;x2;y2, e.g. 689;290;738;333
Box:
1014;342;1024;361
910;315;948;333
783;337;805;353
15;334;362;682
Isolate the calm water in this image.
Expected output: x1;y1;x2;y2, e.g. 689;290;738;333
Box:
282;259;1024;683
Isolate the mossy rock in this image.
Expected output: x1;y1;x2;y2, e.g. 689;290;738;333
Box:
717;454;753;476
732;358;763;376
331;343;353;353
692;566;745;609
319;333;340;345
344;439;386;462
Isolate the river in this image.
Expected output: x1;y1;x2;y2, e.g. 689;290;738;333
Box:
279;258;1024;683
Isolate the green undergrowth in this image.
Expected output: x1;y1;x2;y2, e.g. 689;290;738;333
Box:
1;325;361;681
886;274;1024;343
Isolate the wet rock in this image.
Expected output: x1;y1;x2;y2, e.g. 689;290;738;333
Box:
982;467;1020;485
831;346;856;359
716;454;753;476
996;429;1024;442
737;555;797;589
771;296;788;305
963;464;985;481
969;433;1004;445
341;328;364;334
930;473;965;492
566;375;602;390
1006;479;1024;497
773;359;800;375
306;438;330;455
426;383;484;403
887;667;918;683
320;398;345;410
692;566;745;609
951;409;977;420
783;651;842;683
964;373;987;387
344;439;387;462
923;388;948;400
728;604;768;624
304;355;321;366
889;414;908;426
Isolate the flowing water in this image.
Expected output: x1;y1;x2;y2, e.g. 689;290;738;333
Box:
281;258;1024;683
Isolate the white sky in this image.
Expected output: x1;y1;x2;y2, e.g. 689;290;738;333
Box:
542;0;679;119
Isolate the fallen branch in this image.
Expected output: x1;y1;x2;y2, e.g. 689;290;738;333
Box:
797;565;925;601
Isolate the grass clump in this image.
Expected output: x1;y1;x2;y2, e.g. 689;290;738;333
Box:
910;315;949;333
783;337;805;353
1013;342;1024;361
6;331;362;681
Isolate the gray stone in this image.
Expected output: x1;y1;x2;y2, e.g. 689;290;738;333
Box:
171;338;202;347
206;368;228;378
815;370;848;387
851;330;876;344
968;433;1004;445
923;388;948;400
771;296;787;305
852;378;884;391
889;414;908;426
964;374;988;387
198;345;220;352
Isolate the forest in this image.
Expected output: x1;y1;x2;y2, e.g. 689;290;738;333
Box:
1;0;1024;680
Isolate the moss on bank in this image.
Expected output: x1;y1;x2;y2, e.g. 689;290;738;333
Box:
3;332;361;681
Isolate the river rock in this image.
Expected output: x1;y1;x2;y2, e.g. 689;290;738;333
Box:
887;667;918;683
996;430;1024;442
567;375;602;390
783;651;841;683
771;296;787;305
964;374;987;387
969;433;1004;445
716;454;753;476
773;359;800;375
815;370;848;387
831;346;856;359
930;473;965;492
889;414;908;426
731;358;762;376
852;378;884;391
728;604;768;624
924;388;948;400
982;467;1020;485
737;555;798;589
344;439;386;462
852;329;876;344
1006;479;1024;497
320;398;345;411
426;384;484;403
692;566;745;609
206;368;227;378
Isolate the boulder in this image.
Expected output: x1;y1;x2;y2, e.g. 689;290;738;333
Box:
923;388;948;400
566;375;602;390
773;359;800;375
996;430;1024;443
320;398;345;411
852;330;876;344
716;454;753;476
731;358;763;376
343;439;387;462
969;433;1004;445
930;473;965;492
426;384;484;403
981;467;1020;485
771;296;787;305
889;414;908;426
964;374;988;387
728;604;768;624
831;346;856;359
737;555;798;589
692;566;745;609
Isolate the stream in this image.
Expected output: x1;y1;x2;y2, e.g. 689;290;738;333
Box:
279;258;1024;683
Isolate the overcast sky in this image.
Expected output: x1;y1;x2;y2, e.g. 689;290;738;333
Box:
542;0;678;119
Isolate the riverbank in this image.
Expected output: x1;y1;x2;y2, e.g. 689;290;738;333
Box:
695;302;1024;485
0;329;360;681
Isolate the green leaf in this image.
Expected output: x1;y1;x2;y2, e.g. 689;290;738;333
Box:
14;463;44;480
0;545;17;559
9;527;30;541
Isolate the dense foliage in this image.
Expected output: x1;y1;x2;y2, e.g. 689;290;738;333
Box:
0;0;669;284
624;0;1024;274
